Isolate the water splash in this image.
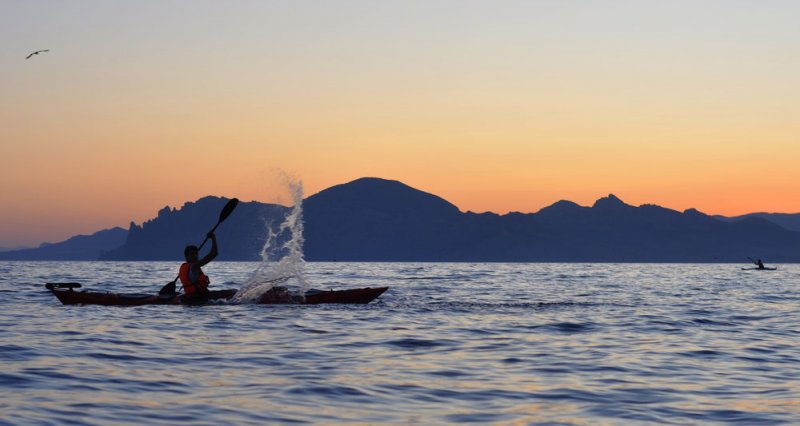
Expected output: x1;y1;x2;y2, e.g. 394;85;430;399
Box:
232;177;309;303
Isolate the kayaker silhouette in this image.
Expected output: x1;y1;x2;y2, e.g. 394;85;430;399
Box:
756;259;765;270
159;198;238;297
179;232;218;304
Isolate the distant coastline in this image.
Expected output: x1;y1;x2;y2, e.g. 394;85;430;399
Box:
2;177;799;262
0;246;32;253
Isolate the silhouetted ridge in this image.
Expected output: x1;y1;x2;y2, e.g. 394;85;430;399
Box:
0;227;127;260
8;177;800;261
101;196;289;261
306;177;460;216
592;194;630;209
716;212;800;232
304;177;462;261
537;200;585;215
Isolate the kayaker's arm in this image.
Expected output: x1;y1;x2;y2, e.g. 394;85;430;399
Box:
197;232;218;267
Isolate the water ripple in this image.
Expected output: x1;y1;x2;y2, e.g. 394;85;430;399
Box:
1;261;799;424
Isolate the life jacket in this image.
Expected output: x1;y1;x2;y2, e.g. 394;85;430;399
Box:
179;262;210;296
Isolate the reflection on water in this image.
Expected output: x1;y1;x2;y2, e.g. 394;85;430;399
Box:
1;262;799;424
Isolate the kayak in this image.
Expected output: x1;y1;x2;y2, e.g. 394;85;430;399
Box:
741;267;778;271
45;283;388;306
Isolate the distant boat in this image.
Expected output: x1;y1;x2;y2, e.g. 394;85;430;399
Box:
744;257;776;270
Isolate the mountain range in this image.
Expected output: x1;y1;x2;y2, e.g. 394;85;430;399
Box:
2;177;799;262
714;213;800;233
0;227;127;260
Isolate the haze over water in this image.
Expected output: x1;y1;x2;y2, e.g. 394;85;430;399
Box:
2;261;798;424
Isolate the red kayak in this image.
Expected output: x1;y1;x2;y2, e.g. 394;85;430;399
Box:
45;283;388;306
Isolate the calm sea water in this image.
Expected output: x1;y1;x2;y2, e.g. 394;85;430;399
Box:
1;261;798;425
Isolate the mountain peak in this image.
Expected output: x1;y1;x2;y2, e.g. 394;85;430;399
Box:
537;200;583;214
683;208;706;217
306;177;460;215
337;177;411;191
592;193;628;209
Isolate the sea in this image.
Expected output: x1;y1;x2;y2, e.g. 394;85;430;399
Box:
1;261;798;425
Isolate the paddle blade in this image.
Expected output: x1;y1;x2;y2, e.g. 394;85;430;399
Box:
219;198;239;223
159;280;177;296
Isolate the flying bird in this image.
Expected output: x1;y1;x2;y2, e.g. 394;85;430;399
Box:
26;49;49;59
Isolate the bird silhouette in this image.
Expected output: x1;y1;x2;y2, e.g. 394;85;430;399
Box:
26;49;49;59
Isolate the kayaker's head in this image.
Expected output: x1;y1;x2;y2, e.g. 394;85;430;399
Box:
184;245;199;262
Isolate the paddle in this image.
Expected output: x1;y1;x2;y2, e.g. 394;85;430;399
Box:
159;198;239;295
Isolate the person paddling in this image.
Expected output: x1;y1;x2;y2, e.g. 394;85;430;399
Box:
179;232;218;304
756;259;766;270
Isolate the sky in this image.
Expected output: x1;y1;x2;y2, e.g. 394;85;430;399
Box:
2;1;800;247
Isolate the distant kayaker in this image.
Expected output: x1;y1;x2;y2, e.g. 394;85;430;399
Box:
757;259;766;270
179;232;218;303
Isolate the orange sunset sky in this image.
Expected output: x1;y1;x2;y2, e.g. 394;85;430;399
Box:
2;1;800;247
